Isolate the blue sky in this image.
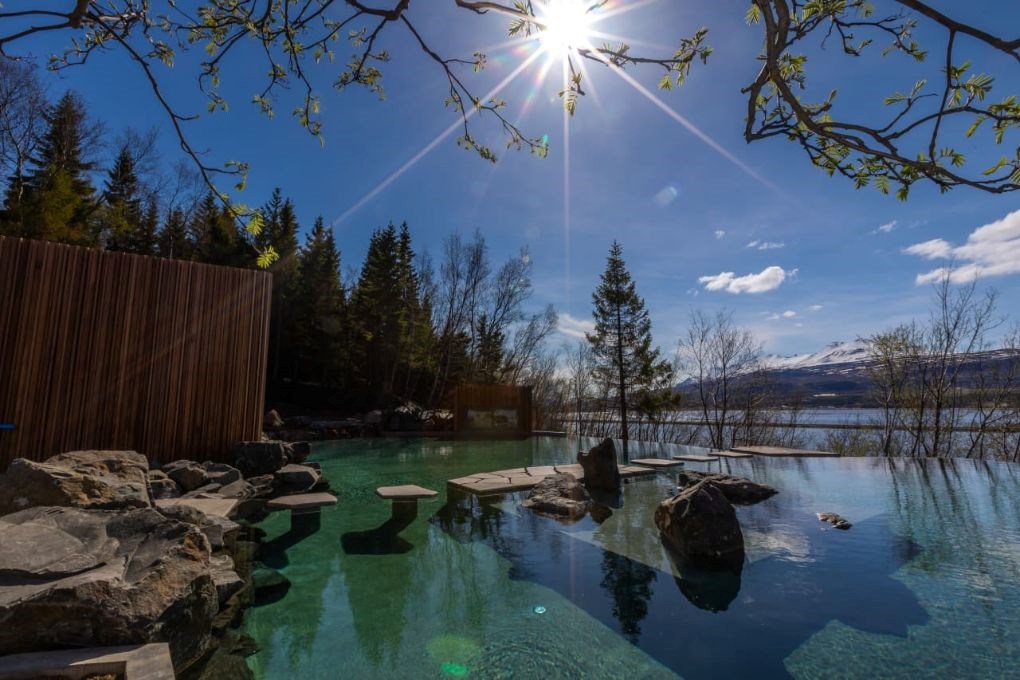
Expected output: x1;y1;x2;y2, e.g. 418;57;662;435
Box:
13;0;1020;355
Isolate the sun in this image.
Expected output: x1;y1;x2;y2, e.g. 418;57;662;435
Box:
536;0;595;56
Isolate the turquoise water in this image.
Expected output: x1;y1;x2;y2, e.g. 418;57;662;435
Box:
244;437;1020;679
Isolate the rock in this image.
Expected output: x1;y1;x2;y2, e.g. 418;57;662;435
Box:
577;438;621;492
163;460;209;492
245;475;275;499
364;410;383;425
148;470;182;500
0;506;218;668
210;554;244;604
232;441;290;477
216;479;255;500
0;451;150;514
287;415;313;428
655;481;745;570
274;464;320;492
182;482;224;499
156;504;240;551
522;473;591;520
203;462;242;487
677;471;778;505
264;409;284;429
286;441;311;464
817;512;852;530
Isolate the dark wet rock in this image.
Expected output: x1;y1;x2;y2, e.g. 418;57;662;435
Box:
156;504;240;552
817;512;852;530
522;473;591;520
588;503;614;524
163;460;209;492
148;469;182;500
181;482;224;499
184;630;258;680
577;438;621;492
264;409;284;429
287;441;311;464
677;471;778;505
0;506;217;668
210;554;244;604
244;475;275;499
655;481;745;570
203;462;242;487
251;564;290;603
232;441;290;478
274;464;319;492
0;450;150;514
215;479;255;500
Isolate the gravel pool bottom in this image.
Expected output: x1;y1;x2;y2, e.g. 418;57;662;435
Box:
244;437;1020;679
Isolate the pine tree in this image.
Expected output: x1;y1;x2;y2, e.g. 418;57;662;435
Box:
135;197;159;255
158;207;191;260
100;146;144;252
349;223;404;399
261;190;302;383
586;241;667;455
20;91;98;245
294;217;345;385
189;193;249;266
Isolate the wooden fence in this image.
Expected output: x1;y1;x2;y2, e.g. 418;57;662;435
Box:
0;237;272;466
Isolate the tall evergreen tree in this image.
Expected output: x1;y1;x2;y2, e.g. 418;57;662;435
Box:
586;241;667;455
158;206;191;260
188;193;249;266
261;189;302;383
100;145;144;252
19;91;98;245
294;216;345;385
135;197;159;255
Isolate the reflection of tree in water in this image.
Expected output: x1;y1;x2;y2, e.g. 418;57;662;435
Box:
599;549;656;643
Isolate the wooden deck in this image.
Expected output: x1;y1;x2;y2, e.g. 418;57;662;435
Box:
448;463;656;495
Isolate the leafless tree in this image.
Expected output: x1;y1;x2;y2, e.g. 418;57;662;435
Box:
0;59;46;210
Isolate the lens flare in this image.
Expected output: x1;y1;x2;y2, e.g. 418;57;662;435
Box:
537;0;595;56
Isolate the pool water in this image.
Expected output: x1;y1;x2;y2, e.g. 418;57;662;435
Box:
244;437;1020;679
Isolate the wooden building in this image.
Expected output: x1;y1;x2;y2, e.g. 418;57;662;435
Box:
451;384;533;438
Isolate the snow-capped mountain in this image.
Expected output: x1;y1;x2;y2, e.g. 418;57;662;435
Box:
761;340;871;371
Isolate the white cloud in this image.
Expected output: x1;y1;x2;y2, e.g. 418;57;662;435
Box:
807;304;823;312
905;209;1020;285
746;240;785;250
557;313;595;339
698;266;796;294
714;230;726;239
903;238;952;259
782;310;797;318
875;220;897;234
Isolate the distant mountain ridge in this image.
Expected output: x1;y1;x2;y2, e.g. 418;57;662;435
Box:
678;340;1018;407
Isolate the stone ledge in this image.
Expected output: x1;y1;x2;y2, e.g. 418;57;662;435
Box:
0;643;174;680
375;485;438;501
266;492;337;511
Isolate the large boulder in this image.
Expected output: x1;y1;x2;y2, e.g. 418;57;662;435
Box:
577;438;621;492
522;473;591;520
148;470;182;500
231;441;290;477
274;464;320;492
0;450;151;514
163;460;209;492
203;462;242;487
264;409;284;429
0;506;218;668
655;481;745;570
677;471;778;505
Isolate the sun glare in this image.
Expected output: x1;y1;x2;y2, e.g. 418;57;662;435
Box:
537;0;595;56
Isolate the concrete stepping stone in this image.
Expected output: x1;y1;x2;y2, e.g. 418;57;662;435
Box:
672;455;721;463
730;445;838;457
630;458;684;468
714;450;755;458
266;492;338;511
376;485;438;521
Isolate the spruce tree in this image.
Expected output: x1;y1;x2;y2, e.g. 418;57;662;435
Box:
20;91;98;245
157;207;191;260
189;193;249;266
260;190;301;383
586;241;666;455
294;217;345;385
100;146;144;252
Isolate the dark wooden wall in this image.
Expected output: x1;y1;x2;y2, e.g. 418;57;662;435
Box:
452;384;533;437
0;237;272;466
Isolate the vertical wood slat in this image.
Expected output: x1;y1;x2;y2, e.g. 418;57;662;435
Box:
0;237;272;466
452;384;534;436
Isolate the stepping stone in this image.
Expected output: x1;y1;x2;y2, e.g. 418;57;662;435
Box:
266;492;338;511
553;464;584;477
714;450;754;458
672;455;721;463
375;485;439;500
630;458;684;468
619;465;657;477
376;485;438;521
524;465;558;477
730;446;839;457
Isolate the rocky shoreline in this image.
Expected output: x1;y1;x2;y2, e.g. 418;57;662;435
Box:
0;441;329;679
